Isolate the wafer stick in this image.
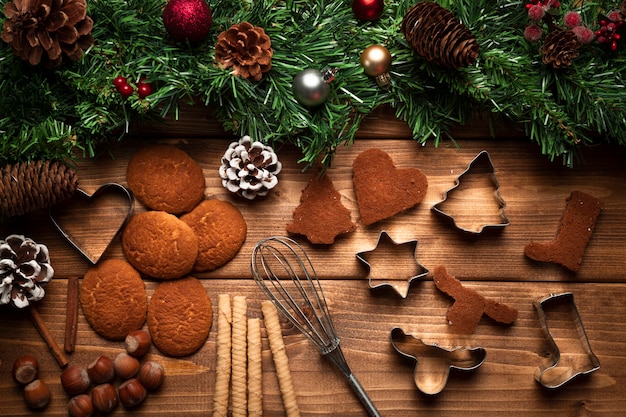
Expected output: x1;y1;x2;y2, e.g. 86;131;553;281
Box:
231;296;247;417
212;294;232;417
262;300;301;417
247;317;263;417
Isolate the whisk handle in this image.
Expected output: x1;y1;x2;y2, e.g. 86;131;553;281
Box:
345;372;383;417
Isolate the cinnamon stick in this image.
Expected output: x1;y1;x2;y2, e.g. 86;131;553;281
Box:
29;303;68;368
64;276;79;353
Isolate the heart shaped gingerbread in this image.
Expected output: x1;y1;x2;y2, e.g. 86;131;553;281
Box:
353;148;428;226
50;183;134;264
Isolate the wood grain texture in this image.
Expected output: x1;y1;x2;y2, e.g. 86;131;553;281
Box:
0;119;625;416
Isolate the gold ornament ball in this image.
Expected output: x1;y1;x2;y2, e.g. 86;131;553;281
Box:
360;44;392;76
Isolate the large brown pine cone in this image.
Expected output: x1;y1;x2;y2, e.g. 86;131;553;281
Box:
1;0;94;67
401;1;479;69
0;160;78;219
541;28;580;68
215;21;273;81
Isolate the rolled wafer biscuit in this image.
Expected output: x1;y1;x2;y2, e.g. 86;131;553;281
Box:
262;300;301;417
231;296;248;417
212;294;232;417
248;318;263;417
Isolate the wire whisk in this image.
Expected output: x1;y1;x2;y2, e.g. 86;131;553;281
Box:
251;236;382;417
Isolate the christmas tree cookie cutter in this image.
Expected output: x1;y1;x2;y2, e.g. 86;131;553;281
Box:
356;231;429;298
431;150;509;234
390;327;487;395
533;292;600;389
50;183;134;264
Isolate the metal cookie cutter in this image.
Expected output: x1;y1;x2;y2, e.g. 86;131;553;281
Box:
50;183;135;264
390;327;487;395
431;150;509;234
356;231;429;298
533;292;600;389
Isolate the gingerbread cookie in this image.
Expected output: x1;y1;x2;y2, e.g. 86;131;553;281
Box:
524;191;604;272
286;171;356;244
433;265;517;334
353;148;428;226
122;211;198;279
126;144;205;214
147;276;213;357
180;199;247;271
80;259;148;340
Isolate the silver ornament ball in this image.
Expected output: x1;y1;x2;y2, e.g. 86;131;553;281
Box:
293;69;330;107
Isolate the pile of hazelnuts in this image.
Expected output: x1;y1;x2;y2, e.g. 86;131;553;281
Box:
59;329;164;416
11;354;51;409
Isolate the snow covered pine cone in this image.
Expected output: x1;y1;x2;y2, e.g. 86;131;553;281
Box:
0;235;54;309
219;136;282;200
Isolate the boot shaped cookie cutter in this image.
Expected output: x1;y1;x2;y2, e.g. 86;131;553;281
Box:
356;231;429;298
431;150;509;234
50;183;135;264
390;327;486;395
534;292;600;389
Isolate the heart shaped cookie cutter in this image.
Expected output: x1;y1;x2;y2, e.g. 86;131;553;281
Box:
50;183;134;264
390;327;487;395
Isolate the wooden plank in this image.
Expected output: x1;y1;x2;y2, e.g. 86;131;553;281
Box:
0;279;624;416
1;138;624;281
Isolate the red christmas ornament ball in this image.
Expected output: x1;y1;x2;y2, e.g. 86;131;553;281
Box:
352;0;384;21
163;0;212;43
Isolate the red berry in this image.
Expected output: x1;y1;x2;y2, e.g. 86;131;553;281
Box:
137;83;152;99
118;83;134;98
113;76;128;88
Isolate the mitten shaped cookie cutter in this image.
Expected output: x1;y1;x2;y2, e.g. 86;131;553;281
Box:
50;183;134;264
356;231;429;298
534;292;600;389
432;150;509;234
390;327;487;395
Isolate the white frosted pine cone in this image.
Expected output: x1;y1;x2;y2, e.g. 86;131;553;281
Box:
219;136;282;200
0;235;54;309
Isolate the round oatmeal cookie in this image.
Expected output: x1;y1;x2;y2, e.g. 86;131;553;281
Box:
147;276;213;357
180;199;247;271
126;144;206;214
79;259;148;340
122;211;199;280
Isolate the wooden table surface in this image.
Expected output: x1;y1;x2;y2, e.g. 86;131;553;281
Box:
1;107;626;416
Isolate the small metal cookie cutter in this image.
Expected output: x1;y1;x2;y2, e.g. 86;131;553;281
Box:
50;183;134;264
431;150;509;234
390;327;487;395
356;231;429;298
533;292;600;389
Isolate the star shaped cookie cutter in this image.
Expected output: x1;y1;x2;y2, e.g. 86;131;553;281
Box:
533;292;600;389
356;231;428;298
431;150;509;234
390;327;487;395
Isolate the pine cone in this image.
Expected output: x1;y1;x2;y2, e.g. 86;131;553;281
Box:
541;28;580;68
218;136;282;200
0;234;54;308
1;0;94;67
1;160;79;219
215;21;273;81
401;1;479;69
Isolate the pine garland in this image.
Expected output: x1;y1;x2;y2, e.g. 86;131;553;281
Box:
1;0;626;168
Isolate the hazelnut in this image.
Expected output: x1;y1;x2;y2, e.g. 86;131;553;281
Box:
67;394;94;417
87;355;115;384
137;360;165;390
90;383;118;414
114;352;140;379
12;354;39;385
23;379;51;409
124;329;151;357
61;364;91;396
118;378;147;408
